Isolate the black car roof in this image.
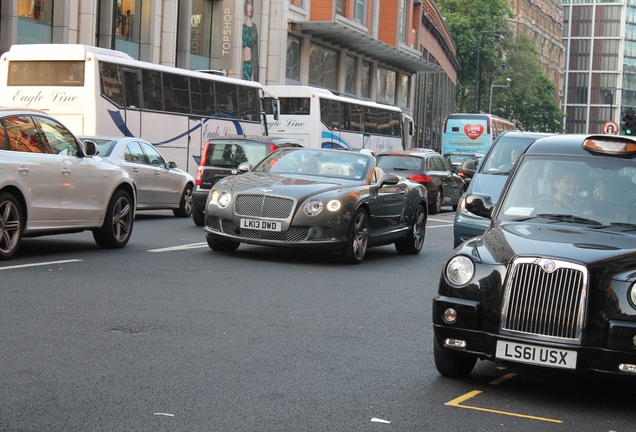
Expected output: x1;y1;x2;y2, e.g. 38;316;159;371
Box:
525;134;636;157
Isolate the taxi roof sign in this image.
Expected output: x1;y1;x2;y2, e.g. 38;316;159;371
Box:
583;136;636;155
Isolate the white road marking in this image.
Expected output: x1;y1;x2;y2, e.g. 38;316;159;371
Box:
148;242;208;252
0;259;82;270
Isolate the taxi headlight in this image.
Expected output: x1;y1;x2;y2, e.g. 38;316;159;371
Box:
303;200;323;216
457;195;482;218
211;190;231;208
629;282;636;308
446;255;475;286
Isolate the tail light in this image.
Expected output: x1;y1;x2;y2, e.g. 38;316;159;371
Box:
409;174;431;184
269;143;277;153
196;141;211;186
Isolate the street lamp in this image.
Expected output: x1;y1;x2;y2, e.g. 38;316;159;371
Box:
489;78;511;114
474;29;506;113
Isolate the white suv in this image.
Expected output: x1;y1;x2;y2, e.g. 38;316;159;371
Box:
0;108;136;260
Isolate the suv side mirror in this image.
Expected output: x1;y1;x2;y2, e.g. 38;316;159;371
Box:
465;193;494;218
167;161;178;169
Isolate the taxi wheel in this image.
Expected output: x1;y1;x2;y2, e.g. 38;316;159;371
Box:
0;193;23;260
434;338;476;377
395;204;426;254
173;184;193;217
340;208;369;264
206;234;240;252
93;190;134;249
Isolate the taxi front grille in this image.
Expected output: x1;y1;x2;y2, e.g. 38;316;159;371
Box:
500;258;588;343
205;217;333;242
235;194;294;219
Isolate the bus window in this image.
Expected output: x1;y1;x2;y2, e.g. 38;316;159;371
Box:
142;70;163;111
238;86;259;122
190;78;215;116
215;82;239;119
99;62;125;107
162;73;190;114
123;68;140;109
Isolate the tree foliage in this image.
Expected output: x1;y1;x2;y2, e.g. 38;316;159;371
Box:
437;0;565;132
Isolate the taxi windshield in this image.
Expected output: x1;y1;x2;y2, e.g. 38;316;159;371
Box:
496;155;636;227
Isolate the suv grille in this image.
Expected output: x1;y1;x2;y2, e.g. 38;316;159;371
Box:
235;194;294;219
500;257;588;343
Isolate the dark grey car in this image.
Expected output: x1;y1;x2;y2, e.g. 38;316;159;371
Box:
192;136;303;226
203;148;428;264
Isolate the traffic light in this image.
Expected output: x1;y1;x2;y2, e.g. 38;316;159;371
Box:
621;108;636;135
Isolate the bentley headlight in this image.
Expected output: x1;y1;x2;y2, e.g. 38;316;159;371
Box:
446;255;475;286
303;200;323;216
211;190;231;208
630;282;636;308
326;200;341;212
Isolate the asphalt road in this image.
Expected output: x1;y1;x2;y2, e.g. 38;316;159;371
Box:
1;208;635;431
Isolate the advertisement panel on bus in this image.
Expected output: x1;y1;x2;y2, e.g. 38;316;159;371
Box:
442;113;515;156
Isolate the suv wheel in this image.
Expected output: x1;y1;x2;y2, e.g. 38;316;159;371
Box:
93;190;134;248
0;193;23;260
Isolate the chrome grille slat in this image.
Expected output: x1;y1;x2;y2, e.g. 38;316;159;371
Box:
500;258;587;343
235;194;294;219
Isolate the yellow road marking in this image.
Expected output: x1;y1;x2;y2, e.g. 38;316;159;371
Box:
489;373;517;385
445;390;562;424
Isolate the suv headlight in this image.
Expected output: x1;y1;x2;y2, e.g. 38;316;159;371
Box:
211;190;231;208
457;195;482;218
445;255;475;286
629;282;636;309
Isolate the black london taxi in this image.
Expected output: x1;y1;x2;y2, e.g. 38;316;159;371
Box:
433;133;636;378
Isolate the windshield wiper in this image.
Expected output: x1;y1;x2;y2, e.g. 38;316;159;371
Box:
535;213;601;225
588;222;636;232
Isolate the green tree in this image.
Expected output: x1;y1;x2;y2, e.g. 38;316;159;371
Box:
490;34;565;132
436;0;511;112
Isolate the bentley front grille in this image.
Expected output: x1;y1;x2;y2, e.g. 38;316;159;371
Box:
500;257;588;343
206;216;333;242
235;195;294;219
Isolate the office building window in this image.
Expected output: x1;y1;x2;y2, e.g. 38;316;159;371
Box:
190;0;214;70
286;35;301;83
308;44;338;91
361;61;371;98
115;0;143;59
377;67;396;105
345;56;357;96
17;0;54;43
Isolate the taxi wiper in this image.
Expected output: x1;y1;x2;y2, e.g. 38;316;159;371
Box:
535;213;601;225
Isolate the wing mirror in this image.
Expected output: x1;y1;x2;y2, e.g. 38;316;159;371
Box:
465;193;495;218
461;159;476;178
237;161;253;173
82;140;99;156
167;161;178;169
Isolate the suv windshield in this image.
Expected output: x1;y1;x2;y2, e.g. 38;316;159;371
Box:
481;136;542;174
497;155;636;227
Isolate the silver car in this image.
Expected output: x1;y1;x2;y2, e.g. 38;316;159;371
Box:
81;136;194;217
0;108;136;260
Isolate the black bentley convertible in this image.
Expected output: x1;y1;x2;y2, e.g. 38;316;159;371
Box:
203;148;428;263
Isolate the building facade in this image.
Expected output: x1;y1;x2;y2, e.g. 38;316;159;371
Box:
507;0;565;106
561;0;635;133
0;0;458;150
